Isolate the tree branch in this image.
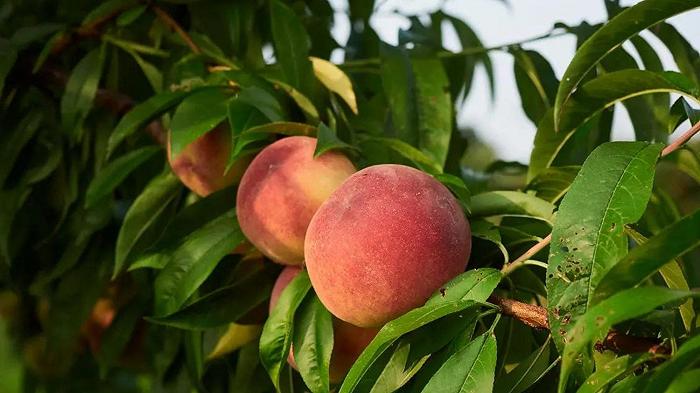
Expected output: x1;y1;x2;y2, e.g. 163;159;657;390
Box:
489;294;667;355
50;5;130;56
151;4;201;54
662;120;700;157
501;234;551;275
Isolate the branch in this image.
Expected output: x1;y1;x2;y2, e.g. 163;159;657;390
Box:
662;120;700;157
501;234;551;275
489;295;667;355
50;5;129;56
151;4;201;54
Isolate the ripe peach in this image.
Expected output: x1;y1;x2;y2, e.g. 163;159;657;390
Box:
168;124;251;197
305;164;471;327
236;136;356;265
270;267;378;382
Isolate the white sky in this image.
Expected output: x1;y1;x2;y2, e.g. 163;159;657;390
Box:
329;0;700;163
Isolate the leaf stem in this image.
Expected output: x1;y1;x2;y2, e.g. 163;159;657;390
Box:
151;4;202;55
661;119;700;157
501;234;552;276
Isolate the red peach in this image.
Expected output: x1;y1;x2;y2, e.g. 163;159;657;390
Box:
305;164;471;327
236;136;356;265
168;124;251;197
270;266;378;383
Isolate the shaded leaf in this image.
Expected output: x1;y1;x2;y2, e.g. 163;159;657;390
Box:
107;90;190;157
511;48;558;124
470;191;555;223
85;145;160;208
170;87;231;158
555;0;700;127
315;122;356;157
114;171;182;276
60;46;105;139
269;0;314;96
153;210;245;316
576;353;652;393
559;287;699;392
494;337;552;393
641;333;700;393
207;324;262;360
525;166;579;203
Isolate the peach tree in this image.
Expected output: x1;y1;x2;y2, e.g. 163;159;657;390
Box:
1;0;700;392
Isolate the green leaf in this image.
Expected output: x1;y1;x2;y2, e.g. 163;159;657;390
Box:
594;208;700;303
443;12;495;98
470;191;555;223
558;70;699;136
293;294;333;393
665;368;700;393
153;210;245;316
170;87;231;158
576;353;653;393
259;270;312;391
97;291;149;377
425;268;502;306
269;0;314;96
652;22;700;88
554;0;700;128
114;171;182;276
641;333;700;393
340;299;480;393
359;136;442;174
369;341;429;393
494;337;552;393
10;23;63;47
470;221;508;263
268;78;320;121
434;173;472;214
511;48;558;124
380;46;452;169
0;113;42;187
147;265;274;329
547;142;663;354
310;56;358;114
85;146;160;208
314;122;356;157
237;86;284;122
107;90;190;157
419;331;497;393
525;166;579;203
0;41;18;95
116;4;146;26
558;287;699;392
129;186;235;271
60;46;105;139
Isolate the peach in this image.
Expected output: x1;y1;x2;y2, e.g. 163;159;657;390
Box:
168;124;251;197
270;267;378;383
305;164;471;327
236;136;356;265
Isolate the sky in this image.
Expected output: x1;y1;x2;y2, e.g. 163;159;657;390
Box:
327;0;700;163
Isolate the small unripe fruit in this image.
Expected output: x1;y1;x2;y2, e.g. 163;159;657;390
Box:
236;136;356;265
270;267;377;382
305;164;471;327
168;124;250;197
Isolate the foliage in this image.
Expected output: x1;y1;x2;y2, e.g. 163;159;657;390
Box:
1;0;700;392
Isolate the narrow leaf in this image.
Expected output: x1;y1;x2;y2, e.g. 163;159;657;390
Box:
85;146;160;208
310;56;358;114
269;0;314;96
60;46;105;139
576;353;653;393
559;287;699;392
555;0;700;127
114;171;181;276
259;270;312;391
170;87;231;158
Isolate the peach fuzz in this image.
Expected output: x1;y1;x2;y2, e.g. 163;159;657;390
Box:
270;266;378;383
168;124;250;197
305;164;471;327
236;136;356;265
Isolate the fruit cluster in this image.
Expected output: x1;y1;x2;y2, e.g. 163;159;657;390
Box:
170;131;472;380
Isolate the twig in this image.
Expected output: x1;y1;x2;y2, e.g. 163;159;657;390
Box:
489;295;667;354
501;234;552;275
341;29;568;69
151;4;201;54
661;120;700;157
50;5;130;56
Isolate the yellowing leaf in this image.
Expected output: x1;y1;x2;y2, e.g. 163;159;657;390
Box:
207;323;262;360
310;56;358;114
